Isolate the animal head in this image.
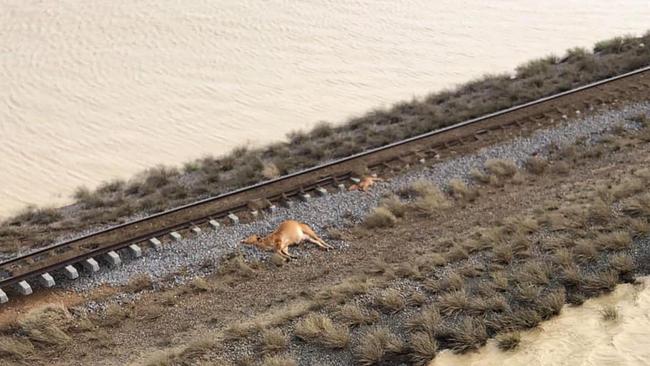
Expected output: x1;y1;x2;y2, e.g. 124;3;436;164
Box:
241;234;261;245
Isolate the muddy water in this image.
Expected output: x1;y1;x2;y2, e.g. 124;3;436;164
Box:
431;276;650;366
1;1;649;216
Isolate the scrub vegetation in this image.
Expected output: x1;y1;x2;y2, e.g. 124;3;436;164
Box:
1;32;649;254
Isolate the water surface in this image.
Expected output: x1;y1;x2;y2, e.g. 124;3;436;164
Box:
1;0;648;216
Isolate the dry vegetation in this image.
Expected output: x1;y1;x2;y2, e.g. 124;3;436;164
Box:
1;35;649;366
2;32;650;254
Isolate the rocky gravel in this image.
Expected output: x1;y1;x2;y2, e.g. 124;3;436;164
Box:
51;102;649;293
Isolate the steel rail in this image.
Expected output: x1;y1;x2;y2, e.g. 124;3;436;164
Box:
1;65;649;290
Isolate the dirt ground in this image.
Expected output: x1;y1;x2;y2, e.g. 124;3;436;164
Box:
1;118;650;366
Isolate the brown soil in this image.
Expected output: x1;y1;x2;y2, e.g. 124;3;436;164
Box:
2;120;649;366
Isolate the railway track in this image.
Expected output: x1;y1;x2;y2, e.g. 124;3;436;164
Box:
1;66;649;304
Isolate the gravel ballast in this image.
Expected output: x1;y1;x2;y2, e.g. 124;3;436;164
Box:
60;102;649;293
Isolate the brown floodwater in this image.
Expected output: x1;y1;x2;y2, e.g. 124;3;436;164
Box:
431;276;650;366
1;0;649;216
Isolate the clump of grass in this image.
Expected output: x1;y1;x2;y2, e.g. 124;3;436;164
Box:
438;290;471;315
189;277;212;292
574;239;599;261
260;328;288;354
524;156;548;175
513;284;543;303
18;303;72;347
514;261;552;286
336;304;379;327
407;305;442;334
559;262;583;287
354;327;404;366
376;288;406;314
609;253;635;274
261;162;281;179
445;316;488;353
379;194;407;218
294;314;349;349
125;274;153;293
0;336;35;360
12;206;64;226
225;323;261;341
409;332;438;365
594;231;631;251
489;309;542;331
496;332;521;351
100;304;133;327
600;305;619;321
425;272;465;293
364;207;397;229
622;193;650;218
581;270;619;296
410;183;451;215
261;355;297;366
448;178;478;202
536;289;566;319
445;245;469;262
493;243;514;264
485;159;518;178
470;168;490;184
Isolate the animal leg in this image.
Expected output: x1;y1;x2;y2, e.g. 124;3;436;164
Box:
300;224;333;250
306;236;332;250
275;249;291;261
282;247;298;259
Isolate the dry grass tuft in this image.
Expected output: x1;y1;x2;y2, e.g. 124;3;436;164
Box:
379;194;407;218
354;327;404;366
189;277;212;292
261;162;281;179
364;207;397;229
559;263;583;287
611;178;644;200
594;231;631;251
574;239;599;261
536;289;566;319
514;261;552;286
409;332;438;365
294;314;350;349
493;243;514;264
609;253;635;274
513;284;543;303
496;332;521;351
581;270;619;295
524;156;548;175
260;328;288;354
490;309;542;331
336;304;379;327
407;306;442;334
445;316;488;353
445;245;469;262
600;305;619;321
438;290;471;315
448;178;478;202
0;336;34;360
412;187;452;215
125;274;154;293
485;159;518;178
425;272;465;293
376;288;407;314
622;193;650;218
470;168;490;184
261;355;298;366
18;303;72;347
